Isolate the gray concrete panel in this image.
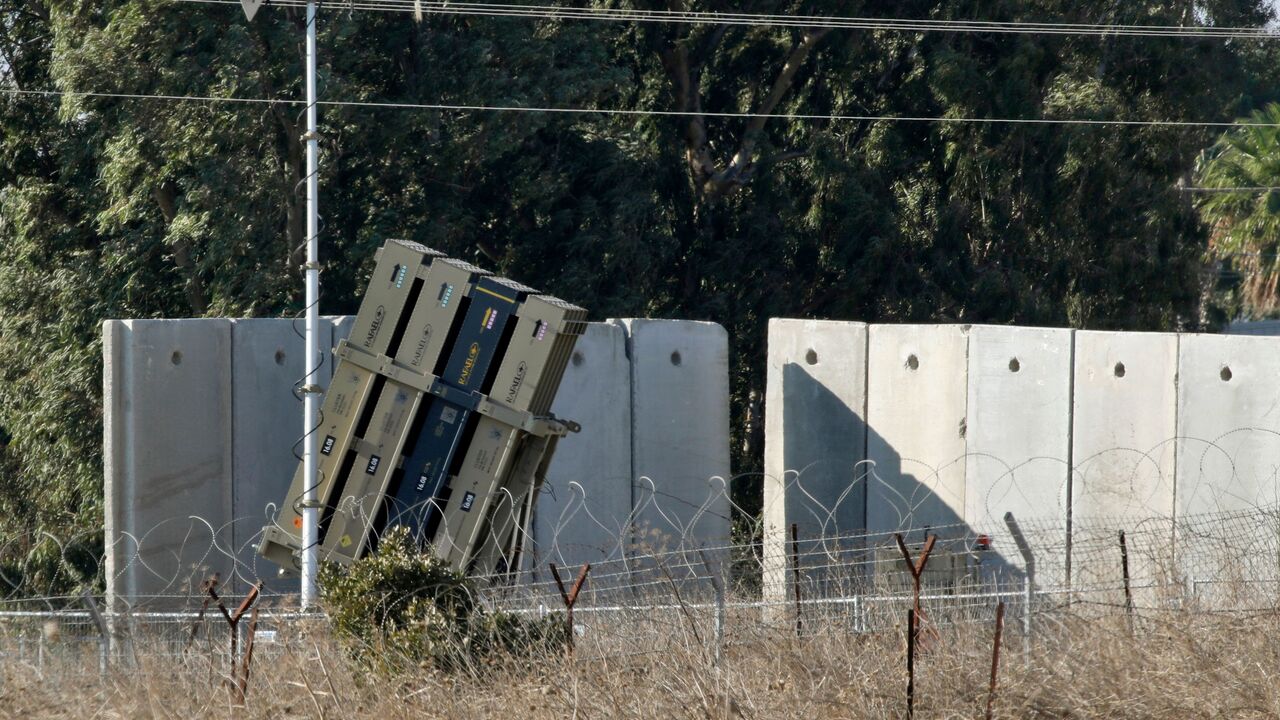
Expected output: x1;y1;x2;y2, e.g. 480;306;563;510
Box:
1174;333;1280;592
103;321;126;610
1071;331;1178;520
229;319;303;595
229;318;342;596
529;323;633;574
1070;331;1178;592
865;325;969;537
104;319;234;610
620;319;732;556
964;326;1073;530
1176;333;1280;516
762;319;868;605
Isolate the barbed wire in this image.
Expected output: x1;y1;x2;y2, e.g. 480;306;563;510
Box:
4;427;1280;691
3;431;1279;606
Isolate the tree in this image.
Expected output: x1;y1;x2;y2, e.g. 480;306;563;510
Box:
1196;104;1280;319
593;0;1272;500
0;0;1275;543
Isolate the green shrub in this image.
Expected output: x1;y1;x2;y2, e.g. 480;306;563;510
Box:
318;526;566;673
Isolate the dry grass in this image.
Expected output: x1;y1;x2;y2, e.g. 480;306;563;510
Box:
4;604;1280;719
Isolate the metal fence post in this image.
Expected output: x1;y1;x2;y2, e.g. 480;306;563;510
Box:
790;523;802;635
82;589;110;680
549;562;591;659
698;550;726;668
905;607;917;719
714;579;726;668
1119;530;1135;635
985;600;1006;720
1003;512;1035;663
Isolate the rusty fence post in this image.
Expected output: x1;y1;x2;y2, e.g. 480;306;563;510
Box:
1003;512;1035;664
905;607;917;719
237;602;261;702
185;573;218;655
549;562;591;658
1119;530;1134;633
894;532;937;648
985;600;1006;720
81;589;110;680
204;578;263;705
791;523;803;635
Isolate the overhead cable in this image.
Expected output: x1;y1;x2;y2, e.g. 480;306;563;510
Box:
171;0;1280;40
6;87;1279;128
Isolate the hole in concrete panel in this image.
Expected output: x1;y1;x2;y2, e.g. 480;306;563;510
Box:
905;354;919;371
275;349;287;366
805;349;818;365
1114;362;1126;378
571;351;585;367
1221;366;1233;382
1008;357;1021;373
670;351;682;367
170;350;183;366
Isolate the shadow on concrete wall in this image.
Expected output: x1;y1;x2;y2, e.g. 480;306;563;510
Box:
776;362;1026;595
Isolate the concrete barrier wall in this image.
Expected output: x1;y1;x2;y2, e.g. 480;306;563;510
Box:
768;321;1280;589
1176;333;1280;516
1071;331;1178;520
104;319;235;605
529;322;633;571
866;324;969;536
1175;333;1280;590
104;317;730;607
963;326;1073;533
622;319;732;555
762;319;868;603
105;318;349;603
1070;331;1179;589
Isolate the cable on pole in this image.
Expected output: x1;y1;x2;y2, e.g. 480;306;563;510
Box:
5;87;1279;129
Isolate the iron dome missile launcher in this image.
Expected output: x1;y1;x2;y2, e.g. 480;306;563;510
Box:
258;239;586;576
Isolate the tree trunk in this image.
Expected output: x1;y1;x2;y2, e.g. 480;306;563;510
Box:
152;182;210;316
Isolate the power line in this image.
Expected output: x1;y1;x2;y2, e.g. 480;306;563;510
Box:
1179;187;1280;193
5;87;1278;128
172;0;1280;40
3;86;288;106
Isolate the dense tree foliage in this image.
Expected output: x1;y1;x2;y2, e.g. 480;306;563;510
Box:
2;0;1277;537
1197;103;1280;318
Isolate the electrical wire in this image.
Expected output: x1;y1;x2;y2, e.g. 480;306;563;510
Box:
171;0;1280;40
1179;187;1280;192
6;87;1279;128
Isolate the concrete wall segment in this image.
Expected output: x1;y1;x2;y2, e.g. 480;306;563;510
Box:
104;317;731;606
1176;332;1280;516
617;319;732;556
229;318;343;595
529;323;633;574
865;324;969;537
1071;330;1178;520
103;319;235;609
963;325;1074;531
762;319;868;605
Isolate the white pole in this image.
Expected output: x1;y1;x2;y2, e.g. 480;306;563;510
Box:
300;0;320;610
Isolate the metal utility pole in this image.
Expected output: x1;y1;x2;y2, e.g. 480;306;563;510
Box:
240;0;321;608
299;0;321;612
